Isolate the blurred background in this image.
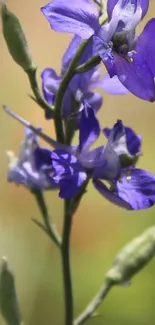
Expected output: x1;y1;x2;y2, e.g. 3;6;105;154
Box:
0;0;155;324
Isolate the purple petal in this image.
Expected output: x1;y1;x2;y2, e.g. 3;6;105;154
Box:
59;172;87;199
115;53;155;101
79;145;105;169
107;0;149;21
140;0;149;18
107;0;118;20
93;35;113;63
51;149;87;199
62;35;82;74
79;102;100;152
7;164;28;187
92;120;125;180
92;121;124;180
91;148;121;180
51;150;82;180
84;92;103;113
103;125;142;155
136;18;155;76
41;68;61;107
7;128;57;190
103;57;117;77
93;179;132;209
92;73;129;95
41;0;99;39
107;119;125;146
117;168;155;210
94;35;116;76
41;68;75;119
33;147;53;170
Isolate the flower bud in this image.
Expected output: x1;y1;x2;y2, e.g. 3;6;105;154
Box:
1;1;36;71
106;227;155;285
0;257;22;325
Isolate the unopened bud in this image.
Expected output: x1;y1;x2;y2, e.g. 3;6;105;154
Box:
106;227;155;285
0;257;22;325
1;1;36;71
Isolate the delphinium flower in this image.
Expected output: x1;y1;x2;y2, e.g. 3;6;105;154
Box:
41;33;128;120
6;127;57;190
4;104;155;210
41;0;155;101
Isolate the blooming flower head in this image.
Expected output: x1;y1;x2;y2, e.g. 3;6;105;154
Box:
6;125;57;190
5;104;154;211
41;0;155;101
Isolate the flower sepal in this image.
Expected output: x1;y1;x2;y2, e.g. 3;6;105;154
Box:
119;152;140;169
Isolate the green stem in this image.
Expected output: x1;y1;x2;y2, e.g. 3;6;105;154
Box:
74;279;113;325
54;39;89;144
76;55;101;74
26;68;54;115
33;190;61;248
61;200;74;325
69;177;90;216
61;178;90;325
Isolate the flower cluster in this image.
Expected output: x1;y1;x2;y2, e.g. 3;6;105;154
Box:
3;0;155;211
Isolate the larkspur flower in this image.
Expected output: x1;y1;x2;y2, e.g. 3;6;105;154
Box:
4;105;122;198
41;34;128;119
41;0;155;101
6;126;57;190
4;105;155;210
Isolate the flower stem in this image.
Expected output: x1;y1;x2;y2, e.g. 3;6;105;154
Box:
76;55;101;74
74;279;113;325
61;199;74;325
26;68;54;114
61;178;90;325
33;190;62;248
54;39;89;144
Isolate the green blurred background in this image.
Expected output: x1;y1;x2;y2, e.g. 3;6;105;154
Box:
0;1;155;324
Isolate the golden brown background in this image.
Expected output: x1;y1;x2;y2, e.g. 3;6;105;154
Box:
0;1;155;324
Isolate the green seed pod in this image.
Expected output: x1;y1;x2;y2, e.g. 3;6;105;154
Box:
1;1;36;71
106;227;155;285
0;257;22;325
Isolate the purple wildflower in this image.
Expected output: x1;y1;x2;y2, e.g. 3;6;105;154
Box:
5;105;155;210
41;0;155;101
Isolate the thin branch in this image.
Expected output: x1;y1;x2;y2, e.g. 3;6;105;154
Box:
31;218;49;234
74;280;113;325
75;55;101;74
33;190;62;248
